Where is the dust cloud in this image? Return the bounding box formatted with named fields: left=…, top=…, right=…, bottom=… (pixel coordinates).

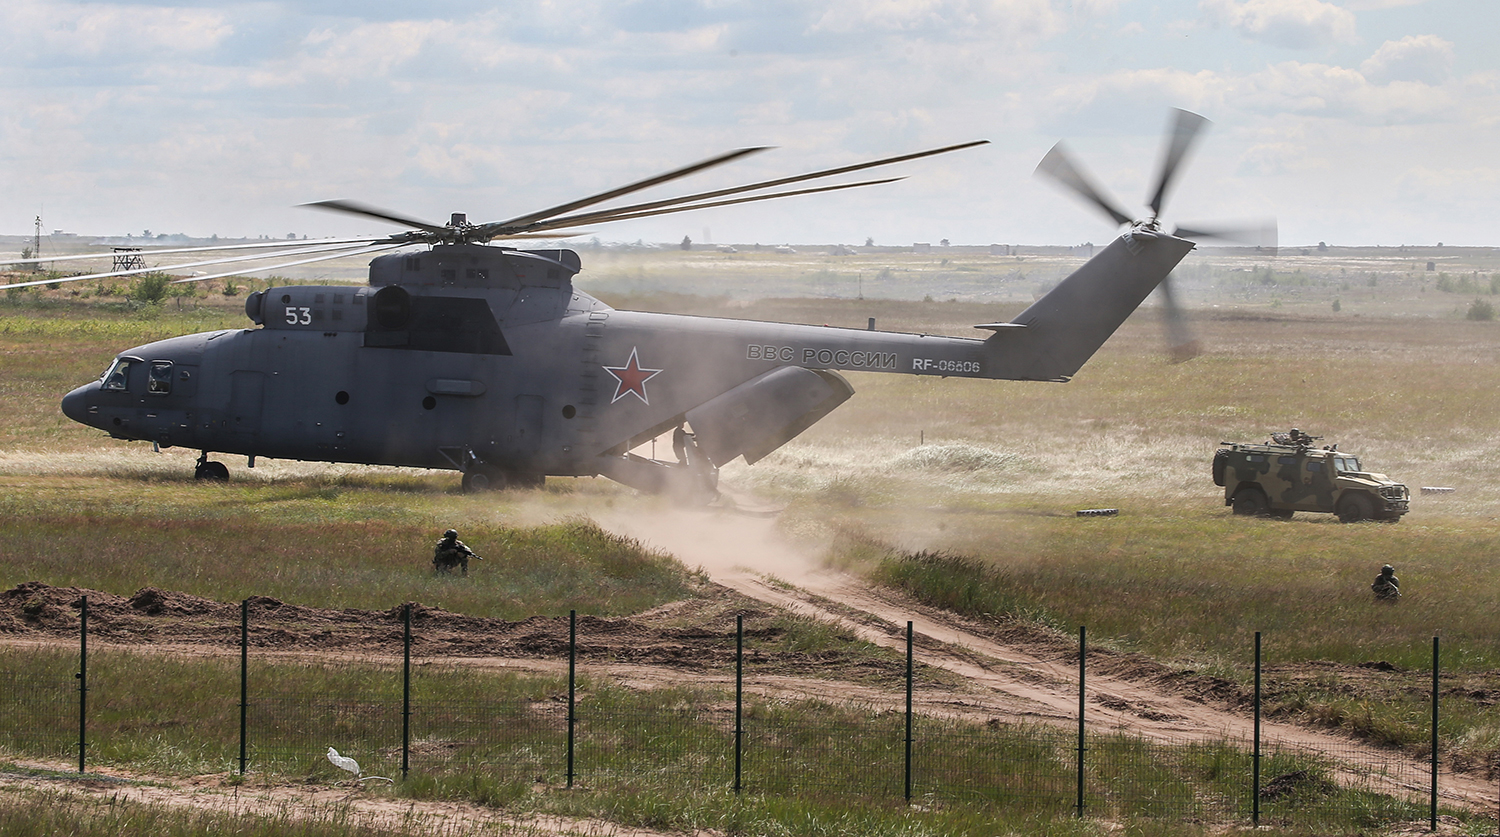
left=591, top=499, right=829, bottom=588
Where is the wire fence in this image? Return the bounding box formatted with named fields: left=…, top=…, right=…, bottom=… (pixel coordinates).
left=0, top=599, right=1480, bottom=829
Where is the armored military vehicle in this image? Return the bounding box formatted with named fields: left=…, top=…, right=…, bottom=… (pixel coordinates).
left=1213, top=429, right=1409, bottom=522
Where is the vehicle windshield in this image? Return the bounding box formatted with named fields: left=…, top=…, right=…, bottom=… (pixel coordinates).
left=1334, top=456, right=1362, bottom=473
left=101, top=358, right=132, bottom=391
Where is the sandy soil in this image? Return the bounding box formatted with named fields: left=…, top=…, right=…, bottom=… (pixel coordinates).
left=1, top=503, right=1496, bottom=833
left=0, top=756, right=705, bottom=836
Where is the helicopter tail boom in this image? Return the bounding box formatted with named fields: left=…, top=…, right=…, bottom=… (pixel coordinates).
left=980, top=230, right=1195, bottom=381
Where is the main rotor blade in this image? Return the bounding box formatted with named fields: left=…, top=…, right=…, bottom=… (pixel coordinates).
left=519, top=177, right=906, bottom=233
left=1147, top=109, right=1209, bottom=219
left=1173, top=219, right=1277, bottom=251
left=1035, top=141, right=1134, bottom=227
left=479, top=140, right=987, bottom=239
left=170, top=242, right=409, bottom=285
left=5, top=235, right=388, bottom=266
left=302, top=200, right=449, bottom=234
left=490, top=230, right=592, bottom=240
left=488, top=147, right=770, bottom=233
left=0, top=240, right=386, bottom=291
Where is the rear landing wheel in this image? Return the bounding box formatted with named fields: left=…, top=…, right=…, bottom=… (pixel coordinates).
left=462, top=468, right=505, bottom=494
left=194, top=461, right=229, bottom=481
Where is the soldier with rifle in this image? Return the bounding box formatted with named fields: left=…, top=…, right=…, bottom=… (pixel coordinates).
left=433, top=529, right=482, bottom=576
left=1372, top=564, right=1400, bottom=602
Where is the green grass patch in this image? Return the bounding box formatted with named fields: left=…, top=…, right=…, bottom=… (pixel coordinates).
left=0, top=646, right=1460, bottom=835
left=861, top=531, right=1500, bottom=771
left=0, top=487, right=699, bottom=619
left=0, top=787, right=429, bottom=837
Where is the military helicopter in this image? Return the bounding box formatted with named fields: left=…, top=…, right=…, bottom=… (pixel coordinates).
left=8, top=111, right=1259, bottom=501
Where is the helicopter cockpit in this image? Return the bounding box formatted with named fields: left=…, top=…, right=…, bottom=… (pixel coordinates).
left=101, top=357, right=134, bottom=391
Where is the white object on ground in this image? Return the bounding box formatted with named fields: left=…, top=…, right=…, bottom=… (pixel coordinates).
left=326, top=747, right=393, bottom=784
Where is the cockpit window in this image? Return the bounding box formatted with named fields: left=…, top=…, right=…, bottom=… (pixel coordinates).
left=147, top=361, right=173, bottom=395
left=102, top=359, right=132, bottom=391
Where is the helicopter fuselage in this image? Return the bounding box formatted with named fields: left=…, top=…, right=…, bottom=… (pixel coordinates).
left=61, top=232, right=1194, bottom=497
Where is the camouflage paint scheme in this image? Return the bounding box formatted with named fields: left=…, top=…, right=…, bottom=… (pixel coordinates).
left=1217, top=441, right=1409, bottom=522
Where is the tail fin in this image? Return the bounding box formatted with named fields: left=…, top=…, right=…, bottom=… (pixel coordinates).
left=982, top=231, right=1195, bottom=381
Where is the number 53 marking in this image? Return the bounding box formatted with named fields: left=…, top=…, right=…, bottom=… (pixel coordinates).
left=284, top=306, right=311, bottom=325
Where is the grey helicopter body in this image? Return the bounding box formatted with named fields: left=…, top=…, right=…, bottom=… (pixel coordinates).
left=37, top=112, right=1262, bottom=500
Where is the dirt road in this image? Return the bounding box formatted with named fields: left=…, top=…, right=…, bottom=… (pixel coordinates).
left=0, top=502, right=1494, bottom=824
left=597, top=505, right=1497, bottom=811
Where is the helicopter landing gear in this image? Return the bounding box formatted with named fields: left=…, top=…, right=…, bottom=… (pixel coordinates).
left=459, top=450, right=509, bottom=494
left=461, top=467, right=506, bottom=493
left=194, top=451, right=229, bottom=482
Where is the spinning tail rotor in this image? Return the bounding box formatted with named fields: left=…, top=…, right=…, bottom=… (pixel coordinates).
left=1035, top=109, right=1276, bottom=363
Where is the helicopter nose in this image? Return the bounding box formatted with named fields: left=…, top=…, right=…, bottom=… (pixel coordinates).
left=61, top=384, right=95, bottom=425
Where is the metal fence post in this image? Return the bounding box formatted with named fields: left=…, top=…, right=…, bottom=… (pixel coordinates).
left=239, top=599, right=248, bottom=776
left=567, top=609, right=576, bottom=789
left=1076, top=625, right=1085, bottom=818
left=1431, top=635, right=1439, bottom=832
left=402, top=603, right=412, bottom=780
left=77, top=595, right=87, bottom=774
left=905, top=620, right=914, bottom=803
left=1253, top=631, right=1261, bottom=826
left=734, top=614, right=743, bottom=794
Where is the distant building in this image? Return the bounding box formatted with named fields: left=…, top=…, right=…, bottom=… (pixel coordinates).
left=913, top=242, right=931, bottom=253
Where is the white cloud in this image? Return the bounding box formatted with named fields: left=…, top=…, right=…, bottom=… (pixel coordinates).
left=1360, top=35, right=1454, bottom=85
left=1237, top=140, right=1306, bottom=176
left=0, top=0, right=231, bottom=61
left=1198, top=0, right=1357, bottom=49
left=1342, top=0, right=1428, bottom=9
left=807, top=0, right=1063, bottom=42
left=1237, top=60, right=1459, bottom=121
left=1397, top=165, right=1500, bottom=206
left=1042, top=68, right=1229, bottom=136
left=1072, top=0, right=1122, bottom=19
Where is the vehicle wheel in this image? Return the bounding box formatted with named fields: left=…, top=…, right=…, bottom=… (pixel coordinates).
left=1212, top=449, right=1229, bottom=487
left=1336, top=493, right=1375, bottom=523
left=1268, top=508, right=1294, bottom=520
left=462, top=468, right=505, bottom=494
left=1231, top=488, right=1268, bottom=517
left=194, top=461, right=229, bottom=481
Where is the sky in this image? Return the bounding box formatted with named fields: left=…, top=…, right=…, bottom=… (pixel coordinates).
left=2, top=0, right=1495, bottom=247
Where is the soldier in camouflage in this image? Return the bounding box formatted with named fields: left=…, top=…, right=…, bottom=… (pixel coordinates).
left=1372, top=564, right=1400, bottom=602
left=433, top=529, right=481, bottom=576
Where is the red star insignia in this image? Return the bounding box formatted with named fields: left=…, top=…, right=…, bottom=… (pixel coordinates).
left=602, top=347, right=663, bottom=405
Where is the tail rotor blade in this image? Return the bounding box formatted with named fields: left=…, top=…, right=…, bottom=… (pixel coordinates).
left=1147, top=109, right=1210, bottom=219
left=1035, top=141, right=1134, bottom=227
left=1173, top=219, right=1277, bottom=253
left=1158, top=275, right=1202, bottom=363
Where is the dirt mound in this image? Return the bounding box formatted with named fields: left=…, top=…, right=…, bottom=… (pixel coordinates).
left=0, top=582, right=804, bottom=676
left=127, top=587, right=226, bottom=617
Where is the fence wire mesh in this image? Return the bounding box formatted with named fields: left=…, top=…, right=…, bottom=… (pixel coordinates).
left=0, top=618, right=1484, bottom=831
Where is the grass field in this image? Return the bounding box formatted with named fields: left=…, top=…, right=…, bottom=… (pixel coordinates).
left=4, top=246, right=1500, bottom=831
